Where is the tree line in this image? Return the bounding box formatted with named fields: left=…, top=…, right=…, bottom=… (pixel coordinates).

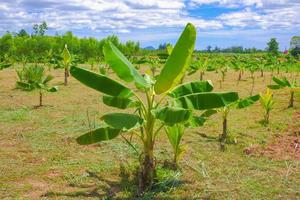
left=0, top=22, right=140, bottom=63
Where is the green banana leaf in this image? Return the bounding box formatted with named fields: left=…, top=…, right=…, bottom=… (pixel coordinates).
left=165, top=124, right=185, bottom=154
left=62, top=44, right=71, bottom=65
left=16, top=81, right=34, bottom=91
left=47, top=86, right=59, bottom=92
left=268, top=85, right=283, bottom=90
left=175, top=92, right=239, bottom=110
left=154, top=23, right=196, bottom=94
left=76, top=127, right=121, bottom=145
left=152, top=106, right=192, bottom=126
left=272, top=76, right=291, bottom=87
left=101, top=113, right=143, bottom=131
left=102, top=95, right=138, bottom=109
left=169, top=80, right=213, bottom=98
left=236, top=94, right=260, bottom=109
left=70, top=66, right=132, bottom=97
left=103, top=41, right=149, bottom=88
left=187, top=116, right=206, bottom=127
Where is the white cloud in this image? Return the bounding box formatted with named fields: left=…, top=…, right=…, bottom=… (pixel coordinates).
left=0, top=0, right=299, bottom=48
left=0, top=0, right=223, bottom=33
left=216, top=2, right=300, bottom=29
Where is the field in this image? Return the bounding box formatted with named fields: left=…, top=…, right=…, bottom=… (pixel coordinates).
left=1, top=65, right=299, bottom=199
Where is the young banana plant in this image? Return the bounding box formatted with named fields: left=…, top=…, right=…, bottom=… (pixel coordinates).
left=268, top=76, right=300, bottom=108
left=61, top=44, right=71, bottom=86
left=259, top=89, right=275, bottom=125
left=216, top=95, right=260, bottom=151
left=0, top=54, right=12, bottom=70
left=69, top=23, right=239, bottom=192
left=164, top=124, right=185, bottom=168
left=188, top=56, right=208, bottom=81
left=163, top=90, right=219, bottom=168
left=231, top=55, right=246, bottom=85
left=0, top=62, right=11, bottom=70
left=166, top=44, right=173, bottom=56
left=16, top=65, right=58, bottom=106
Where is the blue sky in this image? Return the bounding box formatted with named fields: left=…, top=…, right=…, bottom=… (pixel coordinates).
left=0, top=0, right=299, bottom=50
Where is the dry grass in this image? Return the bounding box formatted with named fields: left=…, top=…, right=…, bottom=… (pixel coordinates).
left=0, top=65, right=299, bottom=199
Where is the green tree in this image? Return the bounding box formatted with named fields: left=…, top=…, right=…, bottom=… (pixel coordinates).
left=32, top=21, right=48, bottom=36
left=0, top=33, right=13, bottom=57
left=290, top=36, right=300, bottom=49
left=267, top=38, right=279, bottom=56
left=17, top=29, right=29, bottom=37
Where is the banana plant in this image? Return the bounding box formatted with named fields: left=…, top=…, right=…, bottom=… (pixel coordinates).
left=0, top=62, right=11, bottom=70
left=16, top=65, right=58, bottom=106
left=231, top=55, right=246, bottom=85
left=164, top=124, right=185, bottom=167
left=164, top=106, right=217, bottom=167
left=259, top=89, right=275, bottom=125
left=88, top=58, right=96, bottom=71
left=166, top=44, right=173, bottom=55
left=146, top=55, right=160, bottom=77
left=268, top=76, right=300, bottom=108
left=188, top=56, right=208, bottom=81
left=69, top=23, right=239, bottom=191
left=61, top=44, right=71, bottom=86
left=246, top=59, right=259, bottom=95
left=0, top=54, right=13, bottom=70
left=204, top=95, right=259, bottom=151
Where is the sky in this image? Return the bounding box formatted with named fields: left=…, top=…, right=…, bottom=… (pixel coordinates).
left=0, top=0, right=299, bottom=50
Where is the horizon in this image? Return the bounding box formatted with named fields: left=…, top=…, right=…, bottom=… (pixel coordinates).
left=0, top=0, right=299, bottom=51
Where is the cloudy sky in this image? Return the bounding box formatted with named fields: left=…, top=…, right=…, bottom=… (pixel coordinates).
left=0, top=0, right=299, bottom=50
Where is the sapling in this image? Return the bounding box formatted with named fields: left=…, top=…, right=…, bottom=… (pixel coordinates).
left=231, top=55, right=246, bottom=85
left=166, top=44, right=173, bottom=55
left=0, top=54, right=13, bottom=70
left=247, top=61, right=259, bottom=96
left=268, top=76, right=300, bottom=108
left=164, top=124, right=185, bottom=168
left=61, top=44, right=71, bottom=85
left=0, top=62, right=11, bottom=70
left=163, top=81, right=219, bottom=168
left=188, top=56, right=208, bottom=81
left=146, top=55, right=159, bottom=77
left=69, top=23, right=239, bottom=192
left=259, top=89, right=275, bottom=125
left=216, top=95, right=260, bottom=151
left=16, top=65, right=58, bottom=106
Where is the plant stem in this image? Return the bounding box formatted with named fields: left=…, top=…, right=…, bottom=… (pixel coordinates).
left=289, top=91, right=294, bottom=108
left=39, top=90, right=43, bottom=107
left=220, top=109, right=228, bottom=151
left=64, top=67, right=69, bottom=86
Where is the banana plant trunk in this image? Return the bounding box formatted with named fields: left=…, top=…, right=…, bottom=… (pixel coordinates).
left=39, top=91, right=43, bottom=107
left=139, top=145, right=155, bottom=192
left=64, top=68, right=69, bottom=86
left=139, top=102, right=156, bottom=192
left=200, top=71, right=203, bottom=81
left=264, top=111, right=270, bottom=125
left=289, top=91, right=294, bottom=108
left=220, top=109, right=228, bottom=151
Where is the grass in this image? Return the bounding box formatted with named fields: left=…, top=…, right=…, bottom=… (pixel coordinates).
left=0, top=65, right=299, bottom=199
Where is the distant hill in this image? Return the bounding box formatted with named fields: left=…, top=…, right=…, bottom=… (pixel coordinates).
left=143, top=46, right=156, bottom=50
